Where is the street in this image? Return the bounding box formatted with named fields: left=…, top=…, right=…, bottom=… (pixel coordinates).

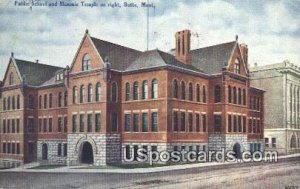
left=0, top=160, right=299, bottom=189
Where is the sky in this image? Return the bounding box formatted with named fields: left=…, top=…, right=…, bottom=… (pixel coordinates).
left=0, top=0, right=300, bottom=79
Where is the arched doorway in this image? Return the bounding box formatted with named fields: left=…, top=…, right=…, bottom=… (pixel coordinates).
left=290, top=134, right=297, bottom=148
left=233, top=143, right=242, bottom=159
left=42, top=143, right=48, bottom=160
left=81, top=142, right=94, bottom=164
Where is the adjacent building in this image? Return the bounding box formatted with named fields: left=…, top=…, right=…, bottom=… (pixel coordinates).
left=250, top=61, right=300, bottom=154
left=0, top=29, right=264, bottom=167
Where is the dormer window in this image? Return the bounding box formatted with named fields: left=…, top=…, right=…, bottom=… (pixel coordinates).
left=82, top=54, right=91, bottom=71
left=234, top=59, right=240, bottom=74
left=9, top=73, right=14, bottom=85
left=56, top=72, right=64, bottom=81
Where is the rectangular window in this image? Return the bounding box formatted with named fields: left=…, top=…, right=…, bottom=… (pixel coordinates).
left=3, top=143, right=6, bottom=153
left=43, top=118, right=47, bottom=132
left=58, top=117, right=62, bottom=132
left=16, top=119, right=20, bottom=133
left=265, top=138, right=269, bottom=148
left=181, top=112, right=185, bottom=132
left=57, top=143, right=62, bottom=156
left=248, top=119, right=252, bottom=133
left=142, top=113, right=148, bottom=132
left=87, top=114, right=92, bottom=132
left=7, top=143, right=11, bottom=154
left=39, top=119, right=42, bottom=132
left=49, top=118, right=53, bottom=132
left=173, top=111, right=178, bottom=132
left=95, top=113, right=101, bottom=132
left=12, top=119, right=15, bottom=133
left=28, top=118, right=34, bottom=132
left=12, top=143, right=15, bottom=154
left=125, top=114, right=131, bottom=132
left=188, top=113, right=193, bottom=132
left=257, top=120, right=260, bottom=133
left=214, top=115, right=221, bottom=132
left=63, top=143, right=67, bottom=157
left=238, top=116, right=242, bottom=132
left=80, top=114, right=85, bottom=132
left=7, top=119, right=10, bottom=133
left=151, top=112, right=158, bottom=132
left=72, top=115, right=77, bottom=132
left=28, top=142, right=34, bottom=154
left=202, top=115, right=207, bottom=132
left=3, top=120, right=6, bottom=133
left=228, top=115, right=232, bottom=132
left=64, top=117, right=67, bottom=133
left=272, top=138, right=276, bottom=148
left=253, top=119, right=256, bottom=133
left=196, top=113, right=200, bottom=132
left=133, top=113, right=139, bottom=132
left=233, top=116, right=237, bottom=132
left=111, top=113, right=118, bottom=132
left=17, top=143, right=20, bottom=154
left=243, top=116, right=246, bottom=133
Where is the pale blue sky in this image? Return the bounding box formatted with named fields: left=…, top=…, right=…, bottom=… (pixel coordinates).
left=0, top=0, right=299, bottom=79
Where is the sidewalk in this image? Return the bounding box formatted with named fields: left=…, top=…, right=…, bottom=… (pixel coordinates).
left=1, top=153, right=299, bottom=174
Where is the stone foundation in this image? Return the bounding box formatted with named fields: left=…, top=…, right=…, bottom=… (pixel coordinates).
left=37, top=140, right=67, bottom=165
left=208, top=134, right=249, bottom=152
left=0, top=159, right=22, bottom=168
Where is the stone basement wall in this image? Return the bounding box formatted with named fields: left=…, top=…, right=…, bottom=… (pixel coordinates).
left=208, top=134, right=248, bottom=152
left=67, top=134, right=121, bottom=166
left=37, top=140, right=67, bottom=165
left=0, top=159, right=22, bottom=168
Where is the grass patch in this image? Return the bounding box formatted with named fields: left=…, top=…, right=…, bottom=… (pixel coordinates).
left=29, top=165, right=65, bottom=169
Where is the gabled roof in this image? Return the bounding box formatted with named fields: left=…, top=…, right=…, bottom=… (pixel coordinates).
left=14, top=59, right=63, bottom=86
left=90, top=37, right=142, bottom=71
left=190, top=41, right=237, bottom=74
left=126, top=49, right=202, bottom=72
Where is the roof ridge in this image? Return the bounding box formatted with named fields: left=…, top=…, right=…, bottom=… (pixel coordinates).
left=191, top=41, right=236, bottom=52
left=14, top=58, right=64, bottom=69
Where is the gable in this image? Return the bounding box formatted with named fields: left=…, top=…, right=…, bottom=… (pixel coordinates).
left=227, top=44, right=248, bottom=76
left=2, top=58, right=22, bottom=87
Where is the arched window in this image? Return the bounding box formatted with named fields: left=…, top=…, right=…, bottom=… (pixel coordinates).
left=49, top=93, right=53, bottom=108
left=88, top=84, right=93, bottom=102
left=12, top=96, right=15, bottom=110
left=181, top=81, right=186, bottom=100
left=96, top=82, right=101, bottom=102
left=125, top=82, right=130, bottom=101
left=111, top=82, right=117, bottom=102
left=152, top=79, right=158, bottom=99
left=173, top=80, right=178, bottom=98
left=290, top=134, right=297, bottom=148
left=188, top=83, right=193, bottom=101
left=64, top=91, right=68, bottom=106
left=7, top=97, right=10, bottom=110
left=133, top=81, right=139, bottom=100
left=215, top=85, right=221, bottom=103
left=80, top=85, right=85, bottom=103
left=73, top=86, right=78, bottom=104
left=44, top=94, right=47, bottom=109
left=142, top=80, right=148, bottom=99
left=238, top=88, right=241, bottom=105
left=203, top=86, right=206, bottom=103
left=17, top=95, right=20, bottom=109
left=228, top=86, right=232, bottom=103
left=82, top=54, right=91, bottom=71
left=9, top=73, right=14, bottom=85
left=39, top=95, right=42, bottom=109
left=58, top=92, right=62, bottom=107
left=29, top=95, right=34, bottom=109
left=3, top=98, right=6, bottom=110
left=243, top=89, right=246, bottom=105
left=233, top=87, right=237, bottom=104
left=234, top=59, right=240, bottom=74
left=196, top=84, right=200, bottom=102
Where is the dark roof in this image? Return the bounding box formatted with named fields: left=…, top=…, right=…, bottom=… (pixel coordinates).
left=190, top=41, right=237, bottom=74
left=14, top=59, right=63, bottom=86
left=90, top=37, right=142, bottom=71
left=126, top=49, right=202, bottom=72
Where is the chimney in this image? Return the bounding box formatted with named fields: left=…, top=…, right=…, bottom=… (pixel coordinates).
left=36, top=59, right=39, bottom=63
left=175, top=30, right=191, bottom=64
left=239, top=43, right=248, bottom=69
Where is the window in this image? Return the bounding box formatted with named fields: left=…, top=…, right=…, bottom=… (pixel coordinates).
left=238, top=88, right=241, bottom=105
left=243, top=89, right=246, bottom=105
left=3, top=120, right=6, bottom=133
left=3, top=143, right=6, bottom=153
left=215, top=85, right=221, bottom=103
left=272, top=138, right=276, bottom=148
left=253, top=119, right=256, bottom=133
left=17, top=143, right=20, bottom=154
left=17, top=95, right=20, bottom=109
left=214, top=115, right=221, bottom=132
left=9, top=73, right=14, bottom=85
left=80, top=85, right=85, bottom=103
left=39, top=119, right=42, bottom=132
left=257, top=98, right=260, bottom=111
left=233, top=116, right=237, bottom=132
left=87, top=114, right=92, bottom=132
left=243, top=116, right=246, bottom=133
left=57, top=143, right=62, bottom=156
left=173, top=111, right=178, bottom=131
left=43, top=94, right=47, bottom=109
left=133, top=113, right=139, bottom=132
left=173, top=80, right=178, bottom=98
left=58, top=92, right=62, bottom=107
left=12, top=96, right=15, bottom=110
left=151, top=112, right=158, bottom=132
left=16, top=119, right=20, bottom=133
left=95, top=113, right=101, bottom=132
left=238, top=116, right=242, bottom=132
left=188, top=83, right=193, bottom=101
left=125, top=82, right=130, bottom=101
left=202, top=86, right=206, bottom=103
left=7, top=97, right=10, bottom=110
left=228, top=86, right=232, bottom=103
left=49, top=93, right=53, bottom=108
left=248, top=119, right=252, bottom=133
left=151, top=79, right=158, bottom=99
left=202, top=114, right=207, bottom=132
left=63, top=143, right=67, bottom=157
left=28, top=142, right=34, bottom=154
left=88, top=84, right=93, bottom=102
left=234, top=59, right=240, bottom=74
left=29, top=95, right=34, bottom=109
left=82, top=54, right=91, bottom=71
left=72, top=115, right=77, bottom=132
left=7, top=120, right=10, bottom=133
left=28, top=118, right=34, bottom=132
left=142, top=113, right=148, bottom=132
left=142, top=80, right=148, bottom=99
left=290, top=134, right=297, bottom=148
left=188, top=113, right=193, bottom=132
left=111, top=83, right=117, bottom=102
left=96, top=82, right=101, bottom=102
left=12, top=119, right=15, bottom=133
left=80, top=114, right=84, bottom=132
left=181, top=112, right=185, bottom=131
left=257, top=120, right=260, bottom=133
left=265, top=138, right=269, bottom=148
left=3, top=98, right=6, bottom=111
left=196, top=84, right=200, bottom=102
left=125, top=114, right=131, bottom=132
left=39, top=95, right=42, bottom=109
left=64, top=91, right=68, bottom=106
left=233, top=87, right=237, bottom=104
left=228, top=115, right=232, bottom=132
left=196, top=113, right=200, bottom=132
left=64, top=117, right=67, bottom=132
left=73, top=86, right=78, bottom=104
left=111, top=113, right=118, bottom=132
left=7, top=143, right=11, bottom=154
left=181, top=81, right=185, bottom=100
left=58, top=117, right=62, bottom=132
left=43, top=118, right=47, bottom=132
left=49, top=118, right=53, bottom=132
left=133, top=81, right=139, bottom=100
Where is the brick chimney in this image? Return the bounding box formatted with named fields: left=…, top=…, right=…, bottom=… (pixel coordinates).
left=175, top=30, right=191, bottom=64
left=239, top=43, right=248, bottom=69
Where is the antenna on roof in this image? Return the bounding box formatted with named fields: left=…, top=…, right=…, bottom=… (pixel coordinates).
left=85, top=29, right=89, bottom=34
left=235, top=35, right=238, bottom=41
left=36, top=59, right=39, bottom=63
left=11, top=52, right=14, bottom=57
